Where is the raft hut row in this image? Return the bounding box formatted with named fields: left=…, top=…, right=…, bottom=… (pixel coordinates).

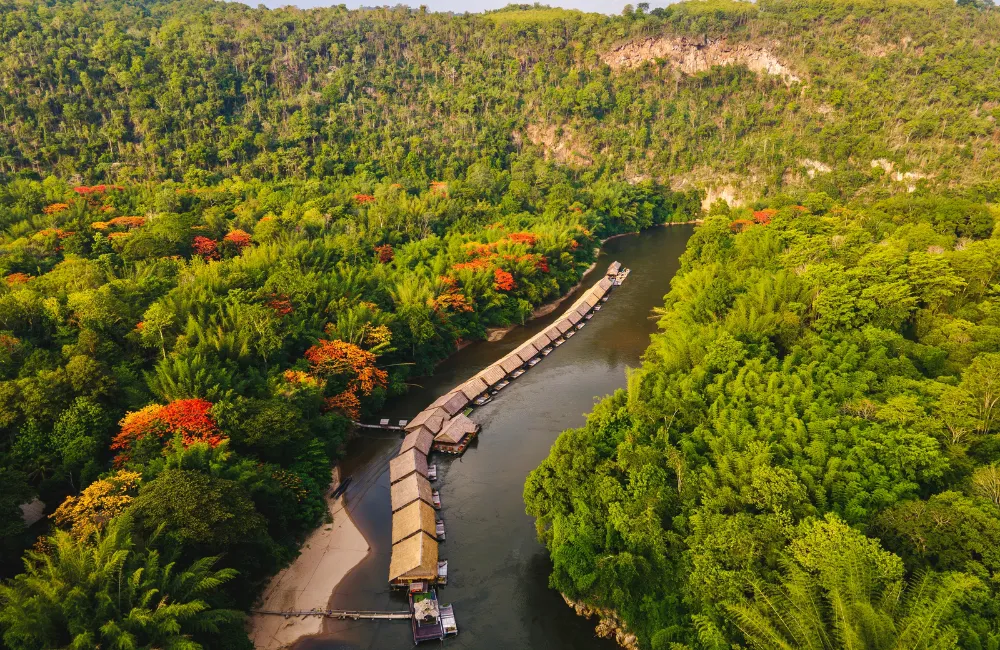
left=386, top=262, right=625, bottom=589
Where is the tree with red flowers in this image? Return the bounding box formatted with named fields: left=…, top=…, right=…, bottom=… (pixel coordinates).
left=192, top=236, right=220, bottom=260
left=110, top=399, right=225, bottom=464
left=375, top=244, right=394, bottom=263
left=494, top=268, right=515, bottom=291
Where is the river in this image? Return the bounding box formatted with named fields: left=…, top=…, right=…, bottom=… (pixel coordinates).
left=296, top=225, right=694, bottom=650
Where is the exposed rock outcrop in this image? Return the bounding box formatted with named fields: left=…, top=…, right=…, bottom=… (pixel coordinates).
left=562, top=594, right=639, bottom=650
left=523, top=123, right=593, bottom=166
left=602, top=36, right=800, bottom=84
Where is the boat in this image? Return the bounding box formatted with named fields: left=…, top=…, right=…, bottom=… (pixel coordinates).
left=601, top=296, right=609, bottom=303
left=437, top=560, right=448, bottom=585
left=584, top=313, right=593, bottom=320
left=593, top=304, right=602, bottom=311
left=440, top=604, right=458, bottom=637
left=473, top=393, right=492, bottom=406
left=428, top=464, right=438, bottom=481
left=432, top=490, right=441, bottom=509
left=540, top=346, right=553, bottom=356
left=552, top=338, right=564, bottom=347
left=436, top=520, right=445, bottom=540
left=527, top=357, right=541, bottom=367
left=564, top=330, right=575, bottom=338
left=410, top=588, right=454, bottom=643
left=575, top=322, right=585, bottom=330
left=330, top=477, right=351, bottom=499
left=493, top=379, right=509, bottom=391
left=509, top=368, right=526, bottom=379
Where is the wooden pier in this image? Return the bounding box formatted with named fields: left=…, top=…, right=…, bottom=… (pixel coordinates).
left=252, top=608, right=411, bottom=621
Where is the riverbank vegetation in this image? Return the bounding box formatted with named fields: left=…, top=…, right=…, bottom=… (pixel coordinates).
left=2, top=0, right=1000, bottom=647
left=526, top=194, right=1000, bottom=648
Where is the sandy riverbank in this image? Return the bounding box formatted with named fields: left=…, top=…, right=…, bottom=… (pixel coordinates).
left=249, top=466, right=370, bottom=650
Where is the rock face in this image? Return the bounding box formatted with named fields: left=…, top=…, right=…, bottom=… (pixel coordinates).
left=562, top=594, right=639, bottom=650
left=602, top=36, right=800, bottom=84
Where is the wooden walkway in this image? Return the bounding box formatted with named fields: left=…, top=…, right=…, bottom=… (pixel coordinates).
left=253, top=608, right=411, bottom=620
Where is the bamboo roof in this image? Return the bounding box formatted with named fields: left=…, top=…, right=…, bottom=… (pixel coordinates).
left=390, top=473, right=434, bottom=512
left=436, top=413, right=478, bottom=445
left=388, top=532, right=438, bottom=582
left=389, top=448, right=429, bottom=484
left=406, top=407, right=447, bottom=434
left=400, top=426, right=435, bottom=456
left=534, top=330, right=554, bottom=345
left=575, top=304, right=590, bottom=318
left=499, top=354, right=523, bottom=374
left=555, top=319, right=573, bottom=334
left=583, top=293, right=599, bottom=307
left=607, top=261, right=621, bottom=275
left=458, top=377, right=489, bottom=401
left=392, top=499, right=438, bottom=544
left=544, top=325, right=563, bottom=341
left=567, top=310, right=583, bottom=325
left=592, top=283, right=607, bottom=298
left=598, top=277, right=612, bottom=291
left=477, top=364, right=507, bottom=387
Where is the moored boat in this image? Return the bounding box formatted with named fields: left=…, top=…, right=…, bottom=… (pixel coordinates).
left=527, top=357, right=541, bottom=367
left=541, top=346, right=553, bottom=356
left=427, top=464, right=438, bottom=481
left=473, top=393, right=492, bottom=406
left=509, top=368, right=526, bottom=379
left=431, top=490, right=441, bottom=509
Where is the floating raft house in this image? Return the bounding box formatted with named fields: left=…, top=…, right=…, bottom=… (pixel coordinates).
left=392, top=499, right=438, bottom=544
left=389, top=532, right=439, bottom=586
left=391, top=473, right=435, bottom=512
left=386, top=261, right=625, bottom=588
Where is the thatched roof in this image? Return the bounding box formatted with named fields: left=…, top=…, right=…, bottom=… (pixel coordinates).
left=400, top=426, right=435, bottom=456
left=389, top=448, right=429, bottom=484
left=390, top=473, right=434, bottom=512
left=583, top=292, right=599, bottom=307
left=392, top=499, right=438, bottom=544
left=458, top=376, right=489, bottom=400
left=598, top=277, right=612, bottom=291
left=534, top=330, right=554, bottom=345
left=514, top=341, right=539, bottom=362
left=388, top=532, right=438, bottom=582
left=436, top=413, right=478, bottom=444
left=477, top=364, right=506, bottom=387
left=575, top=304, right=590, bottom=318
left=499, top=354, right=523, bottom=374
left=555, top=319, right=573, bottom=334
left=544, top=325, right=563, bottom=341
left=567, top=310, right=583, bottom=325
left=431, top=391, right=468, bottom=416
left=406, top=407, right=447, bottom=434
left=607, top=261, right=621, bottom=275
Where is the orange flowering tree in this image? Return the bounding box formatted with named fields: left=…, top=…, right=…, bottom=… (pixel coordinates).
left=303, top=338, right=388, bottom=419
left=110, top=398, right=225, bottom=464
left=494, top=268, right=515, bottom=291
left=223, top=229, right=253, bottom=252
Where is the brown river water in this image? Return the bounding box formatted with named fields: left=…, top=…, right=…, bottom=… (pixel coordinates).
left=296, top=225, right=694, bottom=650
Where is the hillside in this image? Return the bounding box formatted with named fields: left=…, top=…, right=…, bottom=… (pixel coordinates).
left=1, top=0, right=999, bottom=648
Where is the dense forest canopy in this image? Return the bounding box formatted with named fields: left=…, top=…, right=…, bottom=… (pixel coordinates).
left=0, top=0, right=999, bottom=648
